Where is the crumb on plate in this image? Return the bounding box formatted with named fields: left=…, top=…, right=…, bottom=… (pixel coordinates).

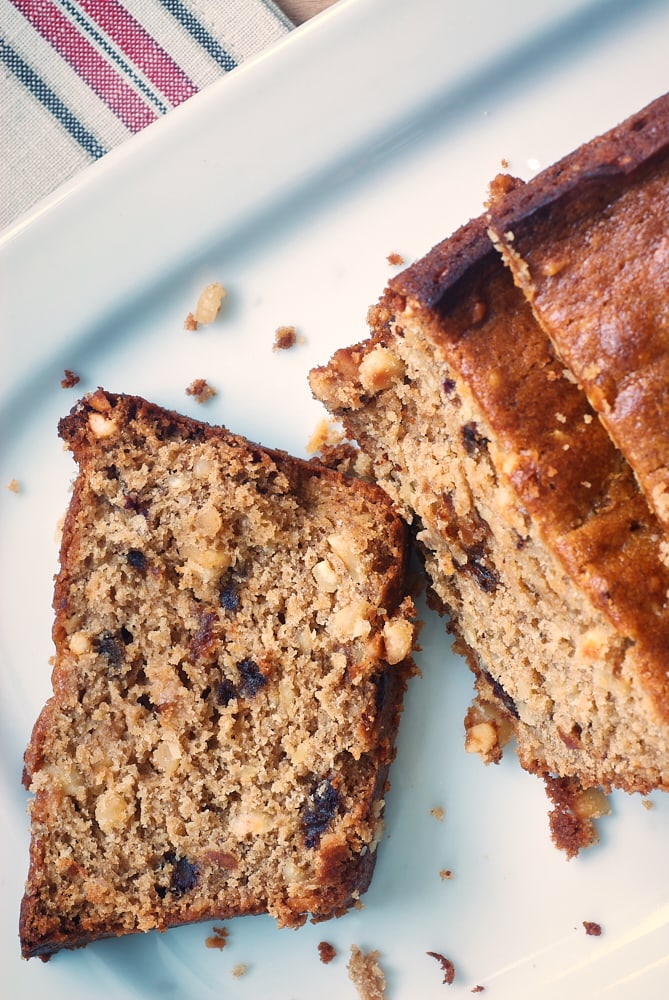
left=430, top=807, right=444, bottom=821
left=231, top=963, right=248, bottom=978
left=186, top=378, right=217, bottom=403
left=439, top=869, right=453, bottom=880
left=583, top=921, right=602, bottom=937
left=7, top=478, right=20, bottom=493
left=205, top=925, right=229, bottom=950
left=387, top=252, right=405, bottom=266
left=348, top=945, right=386, bottom=1000
left=318, top=941, right=337, bottom=964
left=61, top=369, right=80, bottom=388
left=273, top=325, right=302, bottom=351
left=427, top=951, right=455, bottom=986
left=185, top=282, right=227, bottom=329
left=306, top=418, right=345, bottom=455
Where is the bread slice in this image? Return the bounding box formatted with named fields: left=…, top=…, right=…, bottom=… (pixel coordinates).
left=487, top=92, right=669, bottom=530
left=310, top=216, right=669, bottom=815
left=20, top=390, right=415, bottom=960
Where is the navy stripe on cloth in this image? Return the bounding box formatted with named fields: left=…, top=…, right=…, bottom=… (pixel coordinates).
left=0, top=36, right=107, bottom=159
left=159, top=0, right=237, bottom=73
left=59, top=0, right=169, bottom=115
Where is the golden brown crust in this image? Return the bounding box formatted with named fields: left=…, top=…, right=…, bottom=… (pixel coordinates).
left=487, top=92, right=669, bottom=530
left=310, top=209, right=669, bottom=798
left=20, top=391, right=415, bottom=959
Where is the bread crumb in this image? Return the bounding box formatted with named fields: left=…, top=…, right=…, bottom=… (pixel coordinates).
left=273, top=325, right=302, bottom=351
left=500, top=157, right=509, bottom=168
left=544, top=775, right=608, bottom=858
left=61, top=369, right=80, bottom=388
left=583, top=921, right=602, bottom=937
left=318, top=941, right=337, bottom=964
left=6, top=478, right=20, bottom=493
left=347, top=945, right=386, bottom=1000
left=231, top=963, right=248, bottom=978
left=439, top=869, right=453, bottom=880
left=471, top=986, right=485, bottom=994
left=642, top=797, right=654, bottom=810
left=427, top=951, right=455, bottom=985
left=186, top=379, right=217, bottom=403
left=306, top=418, right=345, bottom=455
left=205, top=925, right=229, bottom=950
left=185, top=282, right=227, bottom=329
left=387, top=252, right=404, bottom=266
left=430, top=807, right=444, bottom=821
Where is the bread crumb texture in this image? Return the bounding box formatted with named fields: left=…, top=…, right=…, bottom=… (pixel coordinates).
left=318, top=940, right=337, bottom=963
left=309, top=204, right=669, bottom=824
left=273, top=325, right=301, bottom=351
left=20, top=390, right=415, bottom=960
left=185, top=378, right=217, bottom=404
left=348, top=945, right=387, bottom=1000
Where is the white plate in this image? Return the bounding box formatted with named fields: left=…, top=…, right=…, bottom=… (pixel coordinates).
left=2, top=1, right=669, bottom=996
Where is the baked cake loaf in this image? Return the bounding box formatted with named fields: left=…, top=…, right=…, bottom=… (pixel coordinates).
left=310, top=215, right=669, bottom=816
left=487, top=92, right=669, bottom=529
left=20, top=390, right=415, bottom=960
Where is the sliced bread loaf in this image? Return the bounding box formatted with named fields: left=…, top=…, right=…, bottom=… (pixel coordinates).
left=487, top=92, right=669, bottom=529
left=310, top=216, right=669, bottom=813
left=20, top=390, right=415, bottom=959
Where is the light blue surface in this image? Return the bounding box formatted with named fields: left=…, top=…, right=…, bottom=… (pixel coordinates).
left=2, top=0, right=669, bottom=996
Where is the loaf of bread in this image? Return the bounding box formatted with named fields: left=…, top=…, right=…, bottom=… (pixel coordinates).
left=20, top=390, right=415, bottom=960
left=487, top=92, right=669, bottom=530
left=310, top=215, right=669, bottom=823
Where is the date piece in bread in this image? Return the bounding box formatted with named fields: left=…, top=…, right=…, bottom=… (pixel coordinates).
left=487, top=92, right=669, bottom=530
left=310, top=217, right=669, bottom=808
left=20, top=390, right=415, bottom=960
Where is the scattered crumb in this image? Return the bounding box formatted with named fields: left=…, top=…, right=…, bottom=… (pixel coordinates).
left=186, top=378, right=217, bottom=403
left=306, top=418, right=345, bottom=455
left=642, top=797, right=654, bottom=810
left=430, top=807, right=444, bottom=821
left=500, top=157, right=509, bottom=168
left=583, top=921, right=602, bottom=937
left=439, top=869, right=453, bottom=881
left=387, top=251, right=404, bottom=266
left=231, top=963, right=248, bottom=978
left=347, top=945, right=386, bottom=1000
left=318, top=941, right=337, bottom=964
left=544, top=776, right=610, bottom=858
left=273, top=324, right=302, bottom=351
left=427, top=951, right=455, bottom=985
left=471, top=986, right=485, bottom=994
left=6, top=479, right=20, bottom=493
left=61, top=369, right=80, bottom=388
left=205, top=925, right=229, bottom=950
left=185, top=281, right=227, bottom=329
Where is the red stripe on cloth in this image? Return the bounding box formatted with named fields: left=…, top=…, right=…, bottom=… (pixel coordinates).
left=76, top=0, right=197, bottom=107
left=11, top=0, right=157, bottom=132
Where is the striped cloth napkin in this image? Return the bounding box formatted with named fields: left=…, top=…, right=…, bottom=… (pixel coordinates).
left=0, top=1, right=295, bottom=231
